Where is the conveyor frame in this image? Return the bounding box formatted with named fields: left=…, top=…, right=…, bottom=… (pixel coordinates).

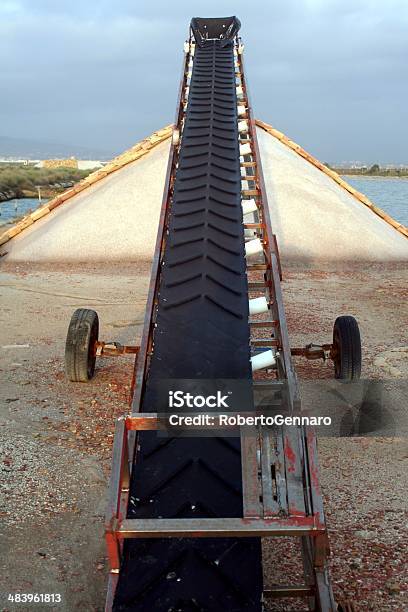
left=105, top=19, right=337, bottom=612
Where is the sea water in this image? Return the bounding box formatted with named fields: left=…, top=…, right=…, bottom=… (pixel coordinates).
left=343, top=176, right=408, bottom=226
left=0, top=198, right=48, bottom=228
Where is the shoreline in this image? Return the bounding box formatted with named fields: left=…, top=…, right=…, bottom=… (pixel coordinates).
left=0, top=188, right=58, bottom=204
left=338, top=172, right=408, bottom=179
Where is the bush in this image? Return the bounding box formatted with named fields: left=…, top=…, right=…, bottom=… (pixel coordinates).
left=0, top=165, right=93, bottom=195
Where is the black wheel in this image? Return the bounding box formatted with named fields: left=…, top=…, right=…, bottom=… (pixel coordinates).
left=332, top=315, right=361, bottom=380
left=65, top=308, right=99, bottom=382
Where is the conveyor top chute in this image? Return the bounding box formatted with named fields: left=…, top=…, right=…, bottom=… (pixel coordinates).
left=190, top=16, right=241, bottom=46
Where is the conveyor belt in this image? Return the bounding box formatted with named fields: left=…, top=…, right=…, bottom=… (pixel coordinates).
left=113, top=35, right=263, bottom=612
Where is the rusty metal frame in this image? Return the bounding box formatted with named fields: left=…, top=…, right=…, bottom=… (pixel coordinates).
left=95, top=342, right=139, bottom=357
left=105, top=414, right=327, bottom=543
left=105, top=411, right=334, bottom=608
left=291, top=343, right=333, bottom=361
left=237, top=39, right=336, bottom=609
left=105, top=31, right=337, bottom=612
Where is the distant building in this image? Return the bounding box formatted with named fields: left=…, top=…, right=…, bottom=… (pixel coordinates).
left=34, top=158, right=103, bottom=170
left=0, top=158, right=38, bottom=165
left=42, top=157, right=78, bottom=169
left=77, top=160, right=103, bottom=170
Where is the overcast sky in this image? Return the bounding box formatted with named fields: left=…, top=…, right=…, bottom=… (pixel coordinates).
left=1, top=0, right=407, bottom=163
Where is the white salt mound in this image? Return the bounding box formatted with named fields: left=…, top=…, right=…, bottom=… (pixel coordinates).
left=4, top=139, right=170, bottom=263
left=257, top=128, right=408, bottom=261
left=3, top=126, right=408, bottom=262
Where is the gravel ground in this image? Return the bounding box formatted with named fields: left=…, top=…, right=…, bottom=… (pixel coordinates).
left=1, top=432, right=85, bottom=523
left=261, top=261, right=408, bottom=611
left=320, top=437, right=407, bottom=610
left=0, top=260, right=407, bottom=611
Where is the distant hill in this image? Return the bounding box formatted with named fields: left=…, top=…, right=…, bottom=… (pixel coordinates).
left=0, top=135, right=115, bottom=161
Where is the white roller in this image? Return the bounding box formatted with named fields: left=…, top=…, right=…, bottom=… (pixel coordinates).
left=245, top=237, right=263, bottom=257
left=249, top=296, right=269, bottom=314
left=237, top=105, right=246, bottom=117
left=184, top=86, right=190, bottom=99
left=251, top=350, right=276, bottom=371
left=238, top=120, right=248, bottom=133
left=238, top=43, right=244, bottom=55
left=236, top=85, right=243, bottom=96
left=242, top=199, right=258, bottom=215
left=241, top=180, right=249, bottom=191
left=183, top=41, right=190, bottom=54
left=190, top=43, right=195, bottom=56
left=172, top=129, right=180, bottom=146
left=239, top=143, right=251, bottom=156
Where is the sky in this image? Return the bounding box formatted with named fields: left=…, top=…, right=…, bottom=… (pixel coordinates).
left=1, top=0, right=407, bottom=163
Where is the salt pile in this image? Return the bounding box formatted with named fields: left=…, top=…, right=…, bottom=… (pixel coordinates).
left=2, top=123, right=407, bottom=262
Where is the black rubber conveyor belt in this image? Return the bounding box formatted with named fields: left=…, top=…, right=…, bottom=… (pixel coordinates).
left=113, top=33, right=263, bottom=612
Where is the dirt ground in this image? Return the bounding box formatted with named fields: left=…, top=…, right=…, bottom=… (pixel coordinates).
left=0, top=260, right=407, bottom=611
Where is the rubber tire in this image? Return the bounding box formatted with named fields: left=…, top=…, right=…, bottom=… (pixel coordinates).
left=65, top=308, right=99, bottom=382
left=333, top=315, right=361, bottom=380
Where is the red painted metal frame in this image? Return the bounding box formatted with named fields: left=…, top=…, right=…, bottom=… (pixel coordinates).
left=238, top=47, right=298, bottom=406
left=105, top=415, right=327, bottom=539
left=237, top=40, right=335, bottom=609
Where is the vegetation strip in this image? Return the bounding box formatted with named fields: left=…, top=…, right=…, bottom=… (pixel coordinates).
left=0, top=166, right=93, bottom=203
